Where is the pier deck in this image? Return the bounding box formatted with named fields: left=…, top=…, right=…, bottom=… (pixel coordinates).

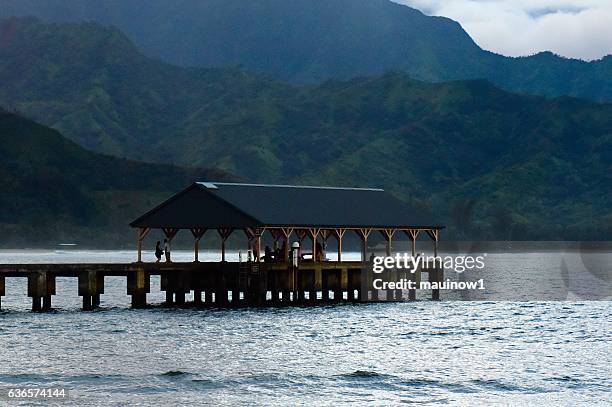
left=0, top=261, right=443, bottom=311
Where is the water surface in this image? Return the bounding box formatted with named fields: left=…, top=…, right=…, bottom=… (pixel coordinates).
left=0, top=250, right=609, bottom=406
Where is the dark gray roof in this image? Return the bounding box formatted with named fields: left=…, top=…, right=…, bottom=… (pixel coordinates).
left=130, top=182, right=444, bottom=229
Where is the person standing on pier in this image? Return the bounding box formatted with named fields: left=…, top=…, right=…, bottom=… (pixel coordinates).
left=155, top=241, right=163, bottom=263
left=164, top=238, right=171, bottom=262
left=264, top=245, right=272, bottom=263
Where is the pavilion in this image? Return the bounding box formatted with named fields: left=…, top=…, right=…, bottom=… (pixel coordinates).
left=130, top=182, right=444, bottom=262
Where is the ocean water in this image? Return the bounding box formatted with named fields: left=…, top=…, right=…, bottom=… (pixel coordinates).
left=0, top=250, right=610, bottom=406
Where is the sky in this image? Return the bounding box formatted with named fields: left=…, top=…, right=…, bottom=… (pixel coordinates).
left=394, top=0, right=612, bottom=61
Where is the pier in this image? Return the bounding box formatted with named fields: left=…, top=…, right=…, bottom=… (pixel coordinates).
left=0, top=260, right=444, bottom=311
left=0, top=182, right=445, bottom=311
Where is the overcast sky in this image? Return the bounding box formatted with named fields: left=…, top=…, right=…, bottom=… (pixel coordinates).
left=394, top=0, right=612, bottom=60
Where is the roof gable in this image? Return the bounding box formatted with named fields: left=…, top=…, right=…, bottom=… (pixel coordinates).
left=130, top=184, right=261, bottom=229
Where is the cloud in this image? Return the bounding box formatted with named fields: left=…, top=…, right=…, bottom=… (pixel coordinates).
left=393, top=0, right=612, bottom=60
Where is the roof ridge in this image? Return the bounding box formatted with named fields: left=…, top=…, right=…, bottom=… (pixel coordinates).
left=197, top=181, right=384, bottom=192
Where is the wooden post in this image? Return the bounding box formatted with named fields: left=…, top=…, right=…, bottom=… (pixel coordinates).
left=269, top=229, right=282, bottom=258
left=334, top=229, right=346, bottom=262
left=427, top=229, right=441, bottom=300
left=356, top=228, right=373, bottom=300
left=255, top=231, right=262, bottom=262
left=218, top=228, right=233, bottom=262
left=309, top=228, right=319, bottom=262
left=136, top=227, right=150, bottom=262
left=379, top=229, right=396, bottom=301
left=405, top=229, right=420, bottom=301
left=191, top=228, right=207, bottom=262
left=280, top=227, right=294, bottom=262
left=162, top=228, right=179, bottom=262
left=356, top=229, right=372, bottom=261
left=245, top=228, right=263, bottom=262
left=380, top=229, right=395, bottom=256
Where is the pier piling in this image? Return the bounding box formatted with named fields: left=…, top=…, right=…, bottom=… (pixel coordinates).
left=27, top=272, right=55, bottom=312
left=127, top=268, right=149, bottom=308
left=78, top=270, right=104, bottom=311
left=0, top=276, right=4, bottom=310
left=429, top=267, right=443, bottom=301
left=0, top=259, right=443, bottom=311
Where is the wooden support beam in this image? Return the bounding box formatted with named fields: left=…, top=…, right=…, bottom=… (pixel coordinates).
left=333, top=229, right=347, bottom=262
left=267, top=228, right=283, bottom=258
left=244, top=228, right=256, bottom=241
left=136, top=227, right=151, bottom=262
left=217, top=228, right=234, bottom=262
left=404, top=229, right=420, bottom=256
left=162, top=228, right=179, bottom=262
left=269, top=228, right=283, bottom=242
left=244, top=228, right=264, bottom=262
left=403, top=229, right=420, bottom=301
left=430, top=229, right=441, bottom=301
left=162, top=227, right=179, bottom=240
left=319, top=229, right=331, bottom=262
left=356, top=228, right=372, bottom=262
left=425, top=229, right=439, bottom=243
left=380, top=229, right=396, bottom=256
left=308, top=228, right=320, bottom=262
left=296, top=229, right=308, bottom=243
left=190, top=228, right=207, bottom=262
left=280, top=227, right=294, bottom=261
left=255, top=229, right=262, bottom=262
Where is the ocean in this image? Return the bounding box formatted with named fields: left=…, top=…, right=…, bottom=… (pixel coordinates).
left=0, top=250, right=610, bottom=405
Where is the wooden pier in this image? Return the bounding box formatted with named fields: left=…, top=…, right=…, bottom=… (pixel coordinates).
left=0, top=181, right=446, bottom=311
left=0, top=261, right=443, bottom=311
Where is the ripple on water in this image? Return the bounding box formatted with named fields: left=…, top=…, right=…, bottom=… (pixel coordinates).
left=0, top=262, right=609, bottom=406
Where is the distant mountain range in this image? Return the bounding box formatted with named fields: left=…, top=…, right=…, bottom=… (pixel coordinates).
left=0, top=108, right=233, bottom=246
left=0, top=0, right=610, bottom=101
left=0, top=17, right=610, bottom=241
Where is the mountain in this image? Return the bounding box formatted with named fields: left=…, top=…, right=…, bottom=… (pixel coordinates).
left=0, top=18, right=610, bottom=240
left=0, top=108, right=234, bottom=247
left=0, top=0, right=610, bottom=101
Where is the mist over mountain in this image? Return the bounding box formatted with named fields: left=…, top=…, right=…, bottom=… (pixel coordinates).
left=1, top=17, right=610, bottom=241
left=0, top=0, right=610, bottom=101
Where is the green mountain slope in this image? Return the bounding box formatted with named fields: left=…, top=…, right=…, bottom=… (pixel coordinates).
left=0, top=0, right=610, bottom=101
left=0, top=18, right=610, bottom=240
left=0, top=108, right=234, bottom=246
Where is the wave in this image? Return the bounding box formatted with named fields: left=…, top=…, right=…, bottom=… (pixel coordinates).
left=339, top=370, right=388, bottom=379
left=160, top=371, right=190, bottom=377
left=470, top=378, right=549, bottom=393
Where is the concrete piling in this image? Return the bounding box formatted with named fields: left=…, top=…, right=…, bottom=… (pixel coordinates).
left=430, top=266, right=443, bottom=301
left=161, top=270, right=190, bottom=306
left=78, top=270, right=104, bottom=311
left=27, top=272, right=55, bottom=312
left=127, top=267, right=149, bottom=308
